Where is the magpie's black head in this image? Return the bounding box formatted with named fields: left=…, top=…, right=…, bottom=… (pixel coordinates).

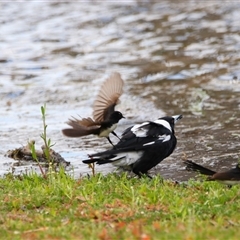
left=109, top=111, right=125, bottom=123
left=159, top=115, right=182, bottom=132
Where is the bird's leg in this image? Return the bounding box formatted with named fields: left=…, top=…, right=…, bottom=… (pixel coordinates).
left=106, top=137, right=115, bottom=147
left=146, top=174, right=153, bottom=179
left=111, top=131, right=121, bottom=140
left=88, top=154, right=93, bottom=159
left=136, top=172, right=152, bottom=179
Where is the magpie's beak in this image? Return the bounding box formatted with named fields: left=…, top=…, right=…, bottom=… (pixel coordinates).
left=172, top=115, right=183, bottom=123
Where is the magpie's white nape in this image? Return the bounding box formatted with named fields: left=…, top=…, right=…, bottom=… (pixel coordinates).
left=82, top=115, right=183, bottom=178
left=173, top=115, right=183, bottom=123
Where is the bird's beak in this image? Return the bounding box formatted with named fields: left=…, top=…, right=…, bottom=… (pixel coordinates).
left=172, top=115, right=183, bottom=123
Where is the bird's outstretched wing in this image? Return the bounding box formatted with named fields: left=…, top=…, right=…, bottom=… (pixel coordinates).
left=67, top=117, right=98, bottom=128
left=93, top=72, right=124, bottom=122
left=62, top=117, right=100, bottom=137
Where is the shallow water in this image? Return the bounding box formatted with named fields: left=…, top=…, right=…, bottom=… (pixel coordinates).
left=0, top=1, right=240, bottom=181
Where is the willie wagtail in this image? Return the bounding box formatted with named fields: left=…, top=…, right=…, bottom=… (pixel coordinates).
left=83, top=115, right=182, bottom=177
left=62, top=72, right=124, bottom=146
left=184, top=160, right=240, bottom=186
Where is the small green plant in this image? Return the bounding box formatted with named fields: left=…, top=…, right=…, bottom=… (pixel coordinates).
left=88, top=162, right=96, bottom=176
left=29, top=104, right=56, bottom=178
left=29, top=140, right=47, bottom=178
left=40, top=104, right=55, bottom=162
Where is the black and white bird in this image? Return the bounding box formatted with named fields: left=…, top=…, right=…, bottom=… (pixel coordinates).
left=62, top=72, right=125, bottom=146
left=83, top=115, right=182, bottom=177
left=184, top=160, right=240, bottom=186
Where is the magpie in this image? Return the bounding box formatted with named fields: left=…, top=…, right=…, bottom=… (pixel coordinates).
left=82, top=115, right=182, bottom=177
left=184, top=160, right=240, bottom=186
left=62, top=72, right=125, bottom=146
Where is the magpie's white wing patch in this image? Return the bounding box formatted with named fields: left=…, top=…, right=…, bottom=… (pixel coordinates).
left=143, top=134, right=171, bottom=146
left=143, top=141, right=155, bottom=146
left=110, top=151, right=143, bottom=167
left=153, top=119, right=172, bottom=132
left=162, top=134, right=171, bottom=142
left=130, top=122, right=150, bottom=137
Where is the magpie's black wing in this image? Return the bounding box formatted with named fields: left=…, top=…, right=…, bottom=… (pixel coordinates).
left=90, top=121, right=173, bottom=157
left=131, top=137, right=177, bottom=174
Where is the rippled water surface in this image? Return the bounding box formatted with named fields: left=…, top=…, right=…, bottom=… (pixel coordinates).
left=0, top=1, right=240, bottom=181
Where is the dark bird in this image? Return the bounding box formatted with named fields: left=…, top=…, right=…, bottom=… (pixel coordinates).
left=83, top=115, right=182, bottom=177
left=62, top=72, right=125, bottom=146
left=184, top=160, right=240, bottom=186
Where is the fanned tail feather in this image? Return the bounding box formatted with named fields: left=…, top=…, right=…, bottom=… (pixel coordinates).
left=62, top=128, right=98, bottom=137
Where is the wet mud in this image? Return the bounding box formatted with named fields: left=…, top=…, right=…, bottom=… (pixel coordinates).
left=0, top=1, right=240, bottom=181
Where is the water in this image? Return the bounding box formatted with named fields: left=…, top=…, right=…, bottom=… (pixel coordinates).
left=0, top=1, right=240, bottom=181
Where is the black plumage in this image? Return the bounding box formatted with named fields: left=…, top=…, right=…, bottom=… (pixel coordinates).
left=83, top=115, right=182, bottom=177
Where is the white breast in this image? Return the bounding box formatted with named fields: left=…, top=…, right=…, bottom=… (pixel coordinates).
left=99, top=123, right=117, bottom=137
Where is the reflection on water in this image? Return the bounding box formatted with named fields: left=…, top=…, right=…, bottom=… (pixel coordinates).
left=0, top=1, right=240, bottom=181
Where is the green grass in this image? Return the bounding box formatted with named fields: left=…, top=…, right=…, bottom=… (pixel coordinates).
left=0, top=172, right=239, bottom=240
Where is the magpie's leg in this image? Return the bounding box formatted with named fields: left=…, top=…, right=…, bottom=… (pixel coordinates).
left=111, top=131, right=120, bottom=140
left=135, top=172, right=152, bottom=179
left=146, top=174, right=153, bottom=179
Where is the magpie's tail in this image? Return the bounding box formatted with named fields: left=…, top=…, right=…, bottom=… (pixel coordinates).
left=82, top=158, right=98, bottom=164
left=184, top=160, right=216, bottom=176
left=82, top=157, right=114, bottom=165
